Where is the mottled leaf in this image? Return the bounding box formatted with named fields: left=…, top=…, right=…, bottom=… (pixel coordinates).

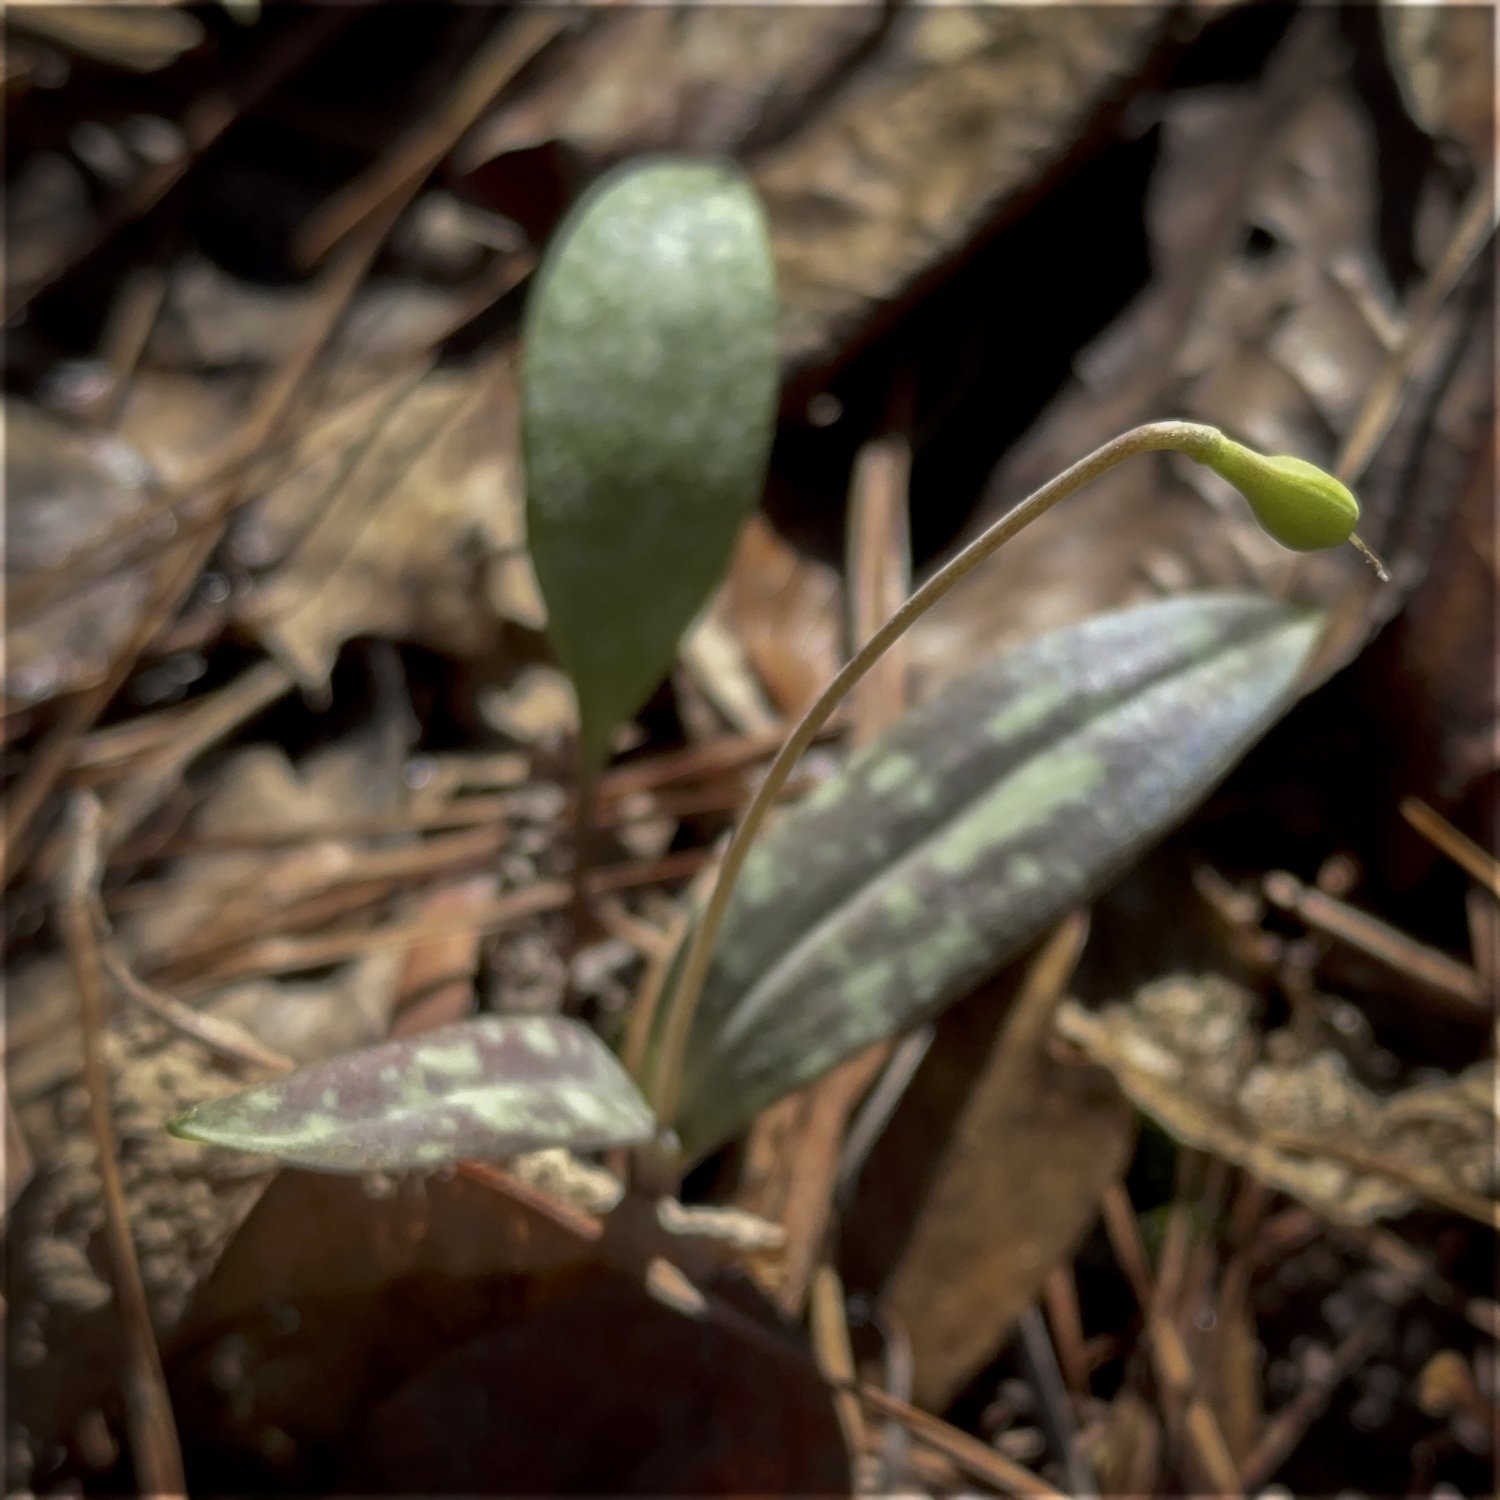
left=672, top=593, right=1321, bottom=1157
left=522, top=156, right=779, bottom=766
left=168, top=1015, right=656, bottom=1173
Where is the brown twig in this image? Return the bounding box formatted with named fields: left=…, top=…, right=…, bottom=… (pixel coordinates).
left=734, top=395, right=920, bottom=1312
left=590, top=895, right=673, bottom=963
left=1239, top=1318, right=1387, bottom=1490
left=1105, top=1171, right=1243, bottom=1496
left=70, top=700, right=206, bottom=780
left=56, top=793, right=185, bottom=1497
left=1262, top=869, right=1489, bottom=1017
left=86, top=266, right=170, bottom=430
left=168, top=848, right=710, bottom=995
left=601, top=720, right=842, bottom=800
left=686, top=404, right=915, bottom=1307
left=808, top=1264, right=868, bottom=1467
left=3, top=5, right=358, bottom=319
left=455, top=1158, right=606, bottom=1243
left=1335, top=176, right=1498, bottom=487
left=112, top=746, right=823, bottom=864
left=1101, top=1181, right=1156, bottom=1311
left=1176, top=1156, right=1230, bottom=1343
left=98, top=660, right=296, bottom=856
left=1150, top=1152, right=1200, bottom=1324
left=142, top=824, right=510, bottom=969
left=846, top=396, right=914, bottom=750
left=100, top=945, right=293, bottom=1074
left=1216, top=1173, right=1273, bottom=1338
left=1042, top=1263, right=1090, bottom=1400
left=853, top=1382, right=1068, bottom=1497
left=1147, top=1313, right=1243, bottom=1497
left=3, top=508, right=227, bottom=885
left=5, top=149, right=433, bottom=888
left=1401, top=796, right=1500, bottom=901
left=293, top=9, right=569, bottom=267
left=597, top=774, right=817, bottom=830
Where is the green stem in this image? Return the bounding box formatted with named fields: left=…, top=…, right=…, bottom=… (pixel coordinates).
left=648, top=420, right=1225, bottom=1127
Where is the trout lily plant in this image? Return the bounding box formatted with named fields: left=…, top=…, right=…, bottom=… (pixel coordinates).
left=168, top=158, right=1382, bottom=1184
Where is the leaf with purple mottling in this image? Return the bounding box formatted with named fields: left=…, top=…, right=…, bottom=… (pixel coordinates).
left=168, top=1015, right=655, bottom=1173
left=669, top=593, right=1322, bottom=1157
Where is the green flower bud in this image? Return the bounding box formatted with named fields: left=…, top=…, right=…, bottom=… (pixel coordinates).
left=1197, top=435, right=1360, bottom=552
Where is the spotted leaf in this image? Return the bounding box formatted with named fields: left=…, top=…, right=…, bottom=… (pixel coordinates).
left=168, top=1015, right=655, bottom=1173
left=670, top=593, right=1322, bottom=1157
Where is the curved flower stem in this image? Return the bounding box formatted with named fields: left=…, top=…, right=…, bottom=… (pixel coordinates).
left=646, top=420, right=1227, bottom=1128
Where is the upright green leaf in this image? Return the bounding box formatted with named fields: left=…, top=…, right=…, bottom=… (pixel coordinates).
left=168, top=1015, right=656, bottom=1173
left=522, top=157, right=779, bottom=765
left=669, top=593, right=1322, bottom=1157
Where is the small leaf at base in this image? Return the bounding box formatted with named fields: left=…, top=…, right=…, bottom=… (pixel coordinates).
left=168, top=1015, right=656, bottom=1174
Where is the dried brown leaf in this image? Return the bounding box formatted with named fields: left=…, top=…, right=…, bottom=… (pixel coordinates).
left=1056, top=974, right=1498, bottom=1226
left=755, top=4, right=1174, bottom=380
left=4, top=401, right=160, bottom=706
left=1380, top=3, right=1495, bottom=168
left=702, top=514, right=843, bottom=724
left=845, top=916, right=1134, bottom=1409
left=161, top=1167, right=598, bottom=1472
left=237, top=351, right=531, bottom=689
left=458, top=6, right=1175, bottom=381
left=9, top=727, right=410, bottom=1104
left=455, top=8, right=885, bottom=176
left=341, top=1272, right=851, bottom=1494
left=1387, top=432, right=1498, bottom=799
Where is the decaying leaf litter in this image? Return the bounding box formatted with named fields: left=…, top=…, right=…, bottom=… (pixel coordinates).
left=4, top=5, right=1495, bottom=1496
